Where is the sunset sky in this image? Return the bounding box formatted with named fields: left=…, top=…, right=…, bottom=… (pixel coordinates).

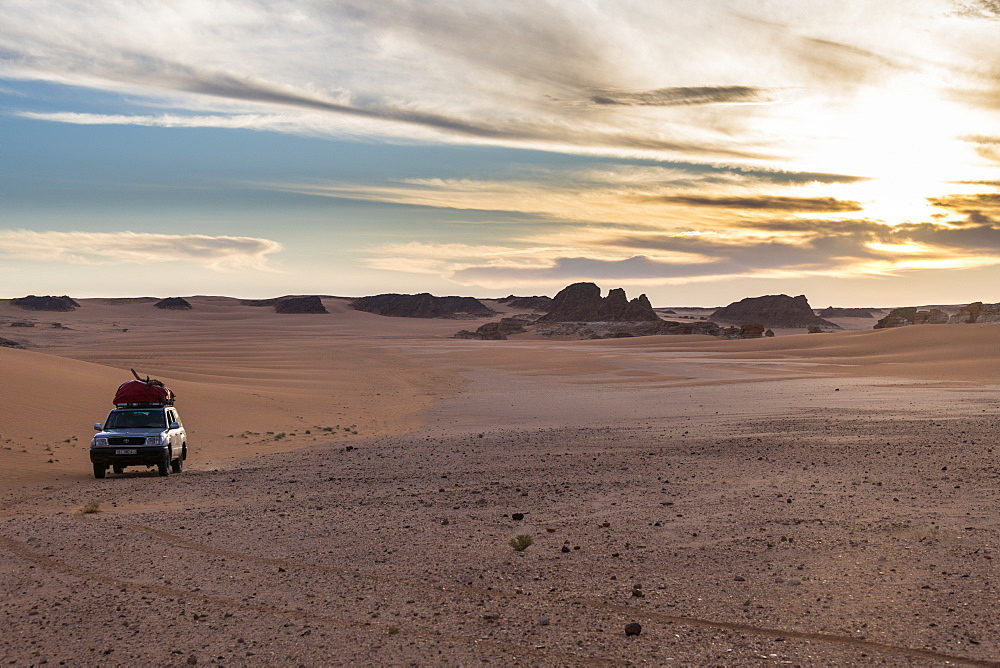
left=3, top=0, right=1000, bottom=306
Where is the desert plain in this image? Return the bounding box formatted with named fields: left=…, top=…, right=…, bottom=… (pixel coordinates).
left=0, top=296, right=998, bottom=666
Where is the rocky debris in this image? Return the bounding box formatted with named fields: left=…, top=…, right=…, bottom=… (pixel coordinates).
left=11, top=295, right=79, bottom=312
left=496, top=295, right=554, bottom=311
left=710, top=294, right=839, bottom=329
left=739, top=323, right=766, bottom=339
left=818, top=307, right=874, bottom=318
left=351, top=293, right=494, bottom=319
left=949, top=301, right=1000, bottom=324
left=764, top=329, right=775, bottom=337
left=537, top=283, right=659, bottom=323
left=274, top=296, right=329, bottom=314
left=536, top=320, right=725, bottom=339
left=154, top=297, right=193, bottom=310
left=874, top=307, right=949, bottom=329
left=0, top=336, right=23, bottom=348
left=624, top=623, right=642, bottom=636
left=807, top=326, right=824, bottom=333
left=9, top=321, right=34, bottom=327
left=453, top=318, right=531, bottom=340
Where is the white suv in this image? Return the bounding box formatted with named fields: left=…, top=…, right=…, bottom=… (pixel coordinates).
left=90, top=406, right=187, bottom=478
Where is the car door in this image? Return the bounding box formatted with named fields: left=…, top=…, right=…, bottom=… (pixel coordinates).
left=166, top=409, right=181, bottom=453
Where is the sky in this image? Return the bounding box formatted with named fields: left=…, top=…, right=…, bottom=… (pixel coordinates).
left=2, top=0, right=1000, bottom=306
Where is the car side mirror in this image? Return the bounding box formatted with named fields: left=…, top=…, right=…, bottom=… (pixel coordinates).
left=94, top=423, right=102, bottom=430
left=169, top=422, right=180, bottom=430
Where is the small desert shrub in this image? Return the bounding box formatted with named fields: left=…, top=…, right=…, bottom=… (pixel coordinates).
left=79, top=500, right=101, bottom=514
left=274, top=432, right=286, bottom=440
left=509, top=534, right=534, bottom=551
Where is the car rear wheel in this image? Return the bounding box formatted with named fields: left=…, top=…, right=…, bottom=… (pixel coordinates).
left=157, top=449, right=170, bottom=477
left=93, top=463, right=107, bottom=479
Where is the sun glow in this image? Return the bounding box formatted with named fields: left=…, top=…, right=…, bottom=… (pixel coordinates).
left=791, top=76, right=988, bottom=226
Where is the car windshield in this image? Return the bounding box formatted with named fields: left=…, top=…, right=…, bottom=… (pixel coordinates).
left=104, top=410, right=166, bottom=429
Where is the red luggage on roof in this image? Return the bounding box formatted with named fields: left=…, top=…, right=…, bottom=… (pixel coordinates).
left=113, top=369, right=176, bottom=406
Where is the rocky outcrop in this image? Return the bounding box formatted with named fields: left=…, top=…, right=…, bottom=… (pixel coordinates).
left=351, top=293, right=494, bottom=319
left=739, top=323, right=766, bottom=339
left=710, top=294, right=838, bottom=329
left=274, top=296, right=329, bottom=314
left=12, top=295, right=79, bottom=312
left=154, top=297, right=192, bottom=310
left=949, top=301, right=1000, bottom=324
left=496, top=295, right=554, bottom=311
left=454, top=318, right=531, bottom=340
left=0, top=336, right=23, bottom=348
left=536, top=283, right=659, bottom=323
left=874, top=307, right=949, bottom=329
left=817, top=307, right=874, bottom=318
left=536, top=320, right=724, bottom=339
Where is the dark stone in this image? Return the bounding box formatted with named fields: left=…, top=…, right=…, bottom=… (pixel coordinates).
left=511, top=513, right=524, bottom=521
left=874, top=307, right=949, bottom=329
left=154, top=297, right=192, bottom=310
left=535, top=319, right=725, bottom=339
left=949, top=301, right=1000, bottom=324
left=764, top=329, right=775, bottom=337
left=710, top=294, right=839, bottom=329
left=12, top=295, right=79, bottom=312
left=624, top=622, right=642, bottom=636
left=274, top=296, right=329, bottom=314
left=739, top=323, right=765, bottom=339
left=453, top=317, right=531, bottom=340
left=351, top=293, right=494, bottom=319
left=0, top=337, right=23, bottom=348
left=536, top=283, right=660, bottom=323
left=817, top=307, right=874, bottom=318
left=497, top=295, right=554, bottom=311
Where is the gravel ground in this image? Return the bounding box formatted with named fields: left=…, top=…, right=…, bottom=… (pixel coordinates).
left=1, top=408, right=998, bottom=666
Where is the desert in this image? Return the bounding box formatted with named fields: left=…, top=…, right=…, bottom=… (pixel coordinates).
left=0, top=293, right=998, bottom=666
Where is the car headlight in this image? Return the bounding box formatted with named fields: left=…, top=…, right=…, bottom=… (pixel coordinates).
left=93, top=438, right=108, bottom=447
left=146, top=436, right=165, bottom=445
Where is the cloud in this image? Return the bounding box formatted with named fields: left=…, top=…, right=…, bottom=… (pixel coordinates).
left=590, top=86, right=770, bottom=107
left=645, top=195, right=863, bottom=212
left=363, top=211, right=1000, bottom=289
left=0, top=230, right=283, bottom=270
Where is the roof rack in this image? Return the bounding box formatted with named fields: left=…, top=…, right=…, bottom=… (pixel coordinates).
left=114, top=401, right=174, bottom=408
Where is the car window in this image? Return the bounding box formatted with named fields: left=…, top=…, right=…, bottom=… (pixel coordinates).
left=105, top=410, right=167, bottom=429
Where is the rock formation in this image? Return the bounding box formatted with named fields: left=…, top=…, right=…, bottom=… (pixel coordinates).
left=536, top=283, right=659, bottom=323
left=453, top=318, right=531, bottom=340
left=12, top=295, right=79, bottom=312
left=496, top=295, right=553, bottom=311
left=739, top=323, right=766, bottom=339
left=817, top=307, right=874, bottom=318
left=154, top=297, right=192, bottom=310
left=535, top=320, right=725, bottom=339
left=0, top=336, right=23, bottom=348
left=351, top=293, right=494, bottom=319
left=949, top=301, right=1000, bottom=324
left=274, top=296, right=329, bottom=314
left=710, top=294, right=838, bottom=329
left=874, top=307, right=949, bottom=329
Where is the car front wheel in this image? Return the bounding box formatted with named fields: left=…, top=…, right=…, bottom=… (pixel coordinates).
left=93, top=463, right=107, bottom=479
left=157, top=449, right=170, bottom=477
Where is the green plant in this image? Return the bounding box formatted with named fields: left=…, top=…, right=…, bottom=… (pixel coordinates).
left=509, top=534, right=534, bottom=552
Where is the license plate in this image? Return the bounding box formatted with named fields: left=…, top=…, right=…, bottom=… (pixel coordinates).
left=115, top=448, right=138, bottom=455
